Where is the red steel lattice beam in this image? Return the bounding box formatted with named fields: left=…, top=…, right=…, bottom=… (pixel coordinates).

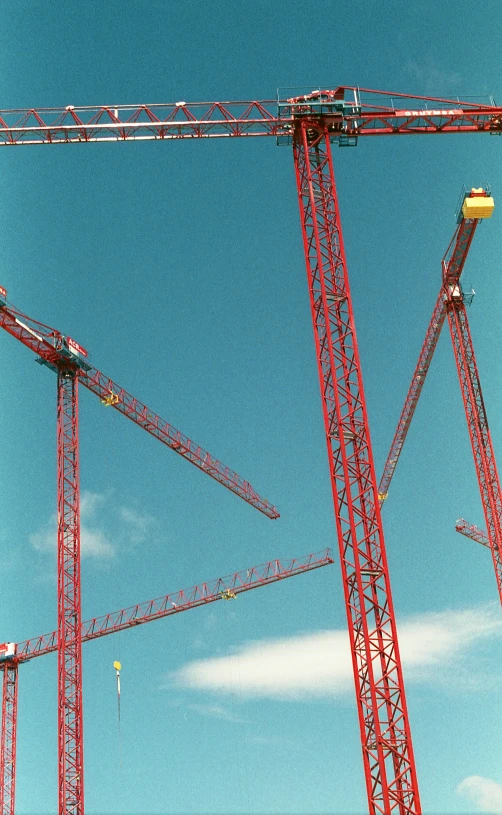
left=446, top=298, right=502, bottom=602
left=0, top=89, right=500, bottom=146
left=0, top=296, right=278, bottom=520
left=378, top=207, right=483, bottom=503
left=455, top=518, right=490, bottom=548
left=0, top=549, right=333, bottom=815
left=57, top=368, right=84, bottom=815
left=293, top=121, right=420, bottom=815
left=0, top=665, right=18, bottom=815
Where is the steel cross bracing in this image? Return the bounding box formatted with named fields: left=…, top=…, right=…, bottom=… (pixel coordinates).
left=0, top=88, right=501, bottom=146
left=0, top=295, right=278, bottom=520
left=0, top=549, right=333, bottom=815
left=378, top=202, right=483, bottom=503
left=446, top=295, right=502, bottom=601
left=293, top=122, right=419, bottom=815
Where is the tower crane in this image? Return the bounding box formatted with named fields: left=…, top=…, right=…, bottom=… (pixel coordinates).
left=0, top=548, right=333, bottom=815
left=3, top=87, right=502, bottom=815
left=0, top=285, right=278, bottom=815
left=377, top=189, right=502, bottom=600
left=378, top=188, right=494, bottom=503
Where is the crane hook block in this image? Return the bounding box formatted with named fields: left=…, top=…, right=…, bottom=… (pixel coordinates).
left=220, top=590, right=237, bottom=601
left=101, top=391, right=119, bottom=407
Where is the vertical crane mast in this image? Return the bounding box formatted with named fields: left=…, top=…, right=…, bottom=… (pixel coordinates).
left=0, top=665, right=18, bottom=815
left=445, top=254, right=502, bottom=601
left=293, top=117, right=420, bottom=815
left=57, top=367, right=84, bottom=815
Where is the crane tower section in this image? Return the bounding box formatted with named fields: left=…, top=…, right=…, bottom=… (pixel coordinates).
left=293, top=116, right=420, bottom=815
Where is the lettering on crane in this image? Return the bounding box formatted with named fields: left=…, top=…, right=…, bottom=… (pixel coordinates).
left=395, top=109, right=464, bottom=118
left=67, top=337, right=88, bottom=358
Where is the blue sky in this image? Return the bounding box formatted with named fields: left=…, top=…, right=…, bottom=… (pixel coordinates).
left=1, top=1, right=502, bottom=813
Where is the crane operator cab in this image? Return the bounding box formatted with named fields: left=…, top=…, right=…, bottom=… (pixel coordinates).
left=0, top=643, right=16, bottom=662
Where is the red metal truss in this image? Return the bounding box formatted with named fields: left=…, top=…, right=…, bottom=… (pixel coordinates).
left=57, top=369, right=84, bottom=815
left=9, top=549, right=334, bottom=663
left=293, top=122, right=420, bottom=815
left=378, top=206, right=483, bottom=502
left=0, top=89, right=500, bottom=146
left=455, top=518, right=490, bottom=548
left=446, top=298, right=502, bottom=602
left=0, top=296, right=278, bottom=519
left=0, top=549, right=333, bottom=815
left=0, top=665, right=18, bottom=815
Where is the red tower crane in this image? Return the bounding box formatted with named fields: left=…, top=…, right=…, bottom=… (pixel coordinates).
left=0, top=549, right=333, bottom=815
left=0, top=287, right=278, bottom=815
left=378, top=188, right=493, bottom=503
left=3, top=87, right=502, bottom=815
left=378, top=188, right=502, bottom=600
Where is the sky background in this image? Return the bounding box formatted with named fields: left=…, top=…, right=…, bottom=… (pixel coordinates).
left=1, top=1, right=502, bottom=813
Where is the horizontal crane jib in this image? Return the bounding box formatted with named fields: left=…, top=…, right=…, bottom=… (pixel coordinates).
left=0, top=89, right=501, bottom=145
left=5, top=549, right=334, bottom=663
left=0, top=296, right=279, bottom=519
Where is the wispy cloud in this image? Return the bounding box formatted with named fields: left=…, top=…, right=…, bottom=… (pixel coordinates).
left=457, top=776, right=502, bottom=813
left=187, top=703, right=251, bottom=724
left=30, top=490, right=114, bottom=559
left=29, top=491, right=157, bottom=560
left=119, top=505, right=153, bottom=544
left=167, top=605, right=502, bottom=700
left=404, top=60, right=463, bottom=94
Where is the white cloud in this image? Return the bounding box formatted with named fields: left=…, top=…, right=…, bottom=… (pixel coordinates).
left=458, top=776, right=502, bottom=814
left=167, top=605, right=502, bottom=700
left=187, top=703, right=250, bottom=724
left=119, top=505, right=153, bottom=543
left=29, top=490, right=114, bottom=559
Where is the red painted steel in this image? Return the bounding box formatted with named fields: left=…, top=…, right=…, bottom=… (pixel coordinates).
left=0, top=665, right=18, bottom=815
left=57, top=369, right=84, bottom=815
left=378, top=208, right=483, bottom=503
left=446, top=298, right=502, bottom=602
left=0, top=550, right=333, bottom=815
left=0, top=89, right=500, bottom=145
left=12, top=549, right=334, bottom=662
left=455, top=518, right=490, bottom=548
left=0, top=298, right=278, bottom=520
left=293, top=121, right=420, bottom=815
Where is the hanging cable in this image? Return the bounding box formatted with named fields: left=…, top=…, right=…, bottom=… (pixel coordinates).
left=114, top=660, right=123, bottom=767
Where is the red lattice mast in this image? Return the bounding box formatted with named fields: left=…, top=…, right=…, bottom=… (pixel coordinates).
left=446, top=293, right=502, bottom=601
left=293, top=121, right=420, bottom=815
left=0, top=665, right=18, bottom=815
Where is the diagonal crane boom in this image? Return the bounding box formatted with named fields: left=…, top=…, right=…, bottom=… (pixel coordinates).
left=0, top=549, right=333, bottom=815
left=378, top=188, right=492, bottom=504
left=0, top=288, right=278, bottom=520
